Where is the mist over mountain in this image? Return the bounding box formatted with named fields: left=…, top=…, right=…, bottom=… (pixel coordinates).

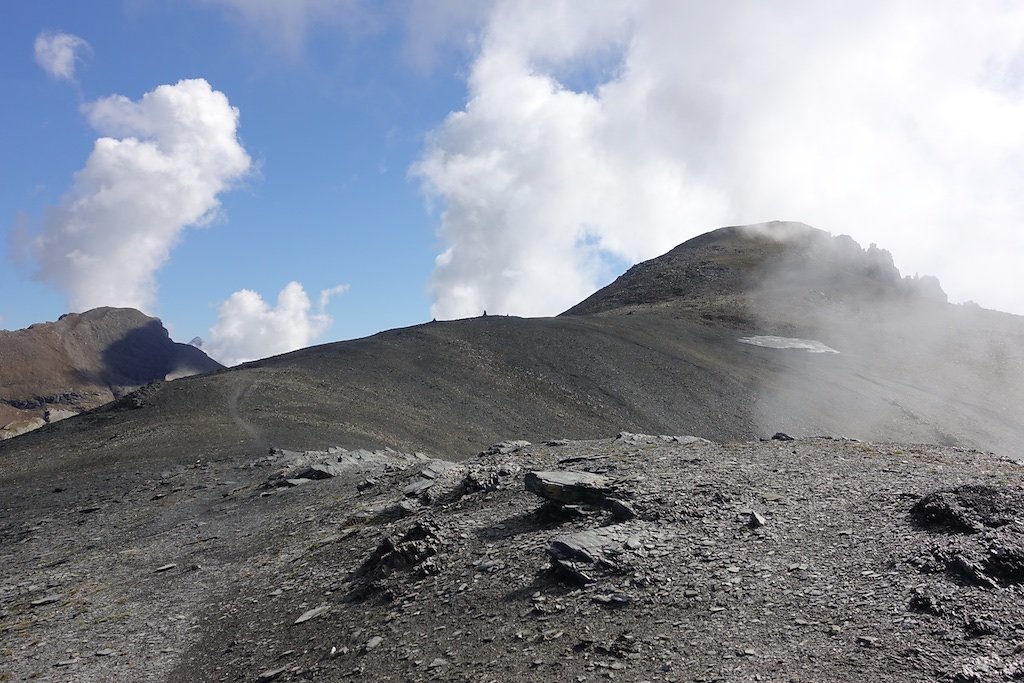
left=5, top=222, right=1021, bottom=457
left=2, top=223, right=1023, bottom=682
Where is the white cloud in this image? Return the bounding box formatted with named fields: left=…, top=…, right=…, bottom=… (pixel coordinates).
left=201, top=0, right=370, bottom=55
left=26, top=79, right=251, bottom=312
left=414, top=1, right=1024, bottom=318
left=399, top=0, right=493, bottom=72
left=203, top=0, right=493, bottom=70
left=33, top=30, right=90, bottom=81
left=204, top=282, right=348, bottom=366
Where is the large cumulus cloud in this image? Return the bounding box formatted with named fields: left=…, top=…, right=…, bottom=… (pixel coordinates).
left=27, top=79, right=252, bottom=312
left=415, top=1, right=1024, bottom=318
left=204, top=282, right=348, bottom=366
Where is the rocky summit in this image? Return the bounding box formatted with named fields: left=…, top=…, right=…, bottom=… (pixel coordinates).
left=1, top=223, right=1023, bottom=682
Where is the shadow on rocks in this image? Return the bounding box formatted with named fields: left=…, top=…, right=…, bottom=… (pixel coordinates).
left=911, top=485, right=1024, bottom=588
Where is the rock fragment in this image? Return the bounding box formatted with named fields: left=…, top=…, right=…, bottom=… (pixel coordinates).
left=30, top=595, right=61, bottom=607
left=746, top=511, right=767, bottom=528
left=293, top=605, right=330, bottom=625
left=525, top=470, right=611, bottom=504
left=525, top=470, right=634, bottom=521
left=256, top=665, right=289, bottom=682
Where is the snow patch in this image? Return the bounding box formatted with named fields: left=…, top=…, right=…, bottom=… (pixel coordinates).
left=738, top=336, right=839, bottom=354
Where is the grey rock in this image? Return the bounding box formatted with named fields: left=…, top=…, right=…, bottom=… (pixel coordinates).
left=526, top=470, right=634, bottom=520
left=419, top=461, right=456, bottom=479
left=30, top=595, right=61, bottom=607
left=290, top=463, right=342, bottom=480
left=256, top=665, right=289, bottom=681
left=484, top=440, right=531, bottom=455
left=550, top=528, right=622, bottom=564
left=293, top=605, right=330, bottom=624
left=524, top=471, right=611, bottom=505
left=403, top=478, right=436, bottom=497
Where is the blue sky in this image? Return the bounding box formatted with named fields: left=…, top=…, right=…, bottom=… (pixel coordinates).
left=2, top=1, right=473, bottom=358
left=3, top=2, right=1023, bottom=365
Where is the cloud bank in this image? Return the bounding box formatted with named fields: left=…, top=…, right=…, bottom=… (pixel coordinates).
left=415, top=1, right=1024, bottom=319
left=34, top=30, right=90, bottom=81
left=27, top=79, right=251, bottom=312
left=204, top=282, right=348, bottom=366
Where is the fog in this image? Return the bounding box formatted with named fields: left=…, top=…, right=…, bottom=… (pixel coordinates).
left=740, top=223, right=1024, bottom=457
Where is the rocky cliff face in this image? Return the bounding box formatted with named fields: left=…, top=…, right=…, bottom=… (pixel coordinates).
left=0, top=307, right=222, bottom=438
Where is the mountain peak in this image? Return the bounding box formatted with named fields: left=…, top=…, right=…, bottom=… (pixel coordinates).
left=563, top=221, right=946, bottom=319
left=0, top=307, right=222, bottom=438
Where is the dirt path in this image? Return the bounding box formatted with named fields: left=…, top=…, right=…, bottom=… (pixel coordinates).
left=227, top=377, right=265, bottom=450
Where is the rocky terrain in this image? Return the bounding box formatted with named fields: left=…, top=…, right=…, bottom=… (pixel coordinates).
left=1, top=222, right=1023, bottom=682
left=0, top=307, right=222, bottom=439
left=2, top=434, right=1022, bottom=682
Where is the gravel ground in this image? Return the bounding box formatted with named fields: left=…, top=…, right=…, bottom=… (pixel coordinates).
left=3, top=433, right=1022, bottom=682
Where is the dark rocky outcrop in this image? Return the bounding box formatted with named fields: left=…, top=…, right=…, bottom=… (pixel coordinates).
left=911, top=485, right=1024, bottom=534
left=912, top=485, right=1024, bottom=588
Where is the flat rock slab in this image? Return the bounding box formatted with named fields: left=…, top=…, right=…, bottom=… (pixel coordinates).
left=524, top=471, right=611, bottom=505
left=549, top=526, right=627, bottom=564
left=293, top=605, right=330, bottom=625
left=525, top=470, right=634, bottom=519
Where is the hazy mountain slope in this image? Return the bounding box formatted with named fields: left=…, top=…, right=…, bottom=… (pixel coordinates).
left=0, top=307, right=223, bottom=435
left=3, top=222, right=1022, bottom=476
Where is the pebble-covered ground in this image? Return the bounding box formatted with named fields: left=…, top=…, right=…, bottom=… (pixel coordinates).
left=3, top=433, right=1022, bottom=682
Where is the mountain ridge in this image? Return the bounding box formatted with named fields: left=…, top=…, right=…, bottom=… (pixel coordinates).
left=2, top=223, right=1024, bottom=682
left=2, top=222, right=1020, bottom=467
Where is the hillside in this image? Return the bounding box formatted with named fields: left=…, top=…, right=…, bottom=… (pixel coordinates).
left=0, top=307, right=223, bottom=438
left=1, top=222, right=1023, bottom=682
left=3, top=222, right=1020, bottom=470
